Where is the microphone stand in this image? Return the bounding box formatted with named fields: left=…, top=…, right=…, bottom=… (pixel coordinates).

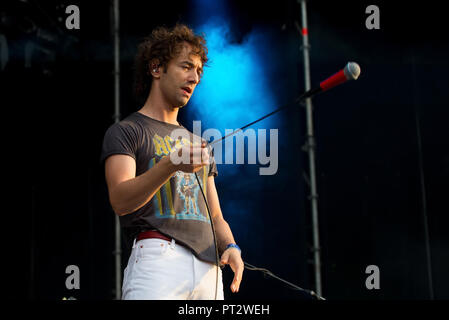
left=299, top=0, right=323, bottom=298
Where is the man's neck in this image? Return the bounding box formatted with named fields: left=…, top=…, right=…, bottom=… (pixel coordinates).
left=138, top=93, right=180, bottom=126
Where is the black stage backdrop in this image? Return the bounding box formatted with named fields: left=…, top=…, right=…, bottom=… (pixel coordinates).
left=2, top=0, right=448, bottom=301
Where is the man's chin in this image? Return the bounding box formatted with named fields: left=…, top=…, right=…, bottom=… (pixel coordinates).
left=174, top=100, right=189, bottom=108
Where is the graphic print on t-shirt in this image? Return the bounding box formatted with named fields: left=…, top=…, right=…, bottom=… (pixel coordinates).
left=174, top=171, right=209, bottom=222
left=149, top=133, right=210, bottom=223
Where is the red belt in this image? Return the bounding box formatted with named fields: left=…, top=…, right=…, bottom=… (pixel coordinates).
left=137, top=230, right=172, bottom=243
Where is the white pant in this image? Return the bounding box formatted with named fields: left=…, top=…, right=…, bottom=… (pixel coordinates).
left=122, top=238, right=224, bottom=300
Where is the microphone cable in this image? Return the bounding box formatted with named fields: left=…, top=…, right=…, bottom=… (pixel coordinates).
left=194, top=171, right=220, bottom=300
left=191, top=94, right=307, bottom=300
left=243, top=262, right=326, bottom=300
left=206, top=61, right=360, bottom=148
left=194, top=170, right=325, bottom=301
left=190, top=62, right=361, bottom=300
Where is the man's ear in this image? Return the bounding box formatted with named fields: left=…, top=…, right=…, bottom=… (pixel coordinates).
left=149, top=60, right=161, bottom=78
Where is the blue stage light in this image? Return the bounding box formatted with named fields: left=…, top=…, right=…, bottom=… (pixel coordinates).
left=189, top=19, right=279, bottom=133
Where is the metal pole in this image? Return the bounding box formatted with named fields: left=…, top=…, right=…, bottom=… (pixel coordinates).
left=30, top=186, right=36, bottom=300
left=112, top=0, right=121, bottom=300
left=299, top=0, right=322, bottom=297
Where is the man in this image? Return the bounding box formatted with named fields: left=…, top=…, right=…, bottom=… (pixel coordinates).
left=101, top=24, right=244, bottom=300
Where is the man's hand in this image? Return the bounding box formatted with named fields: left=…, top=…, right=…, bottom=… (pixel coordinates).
left=168, top=141, right=210, bottom=173
left=220, top=248, right=244, bottom=293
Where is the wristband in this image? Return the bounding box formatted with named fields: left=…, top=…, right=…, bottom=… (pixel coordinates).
left=225, top=243, right=241, bottom=252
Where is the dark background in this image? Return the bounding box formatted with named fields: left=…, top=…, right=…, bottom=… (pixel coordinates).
left=2, top=0, right=448, bottom=300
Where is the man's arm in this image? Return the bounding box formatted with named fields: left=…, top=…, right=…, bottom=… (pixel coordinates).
left=105, top=144, right=209, bottom=216
left=105, top=154, right=176, bottom=216
left=206, top=175, right=244, bottom=293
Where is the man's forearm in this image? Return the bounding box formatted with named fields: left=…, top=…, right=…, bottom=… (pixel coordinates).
left=213, top=217, right=237, bottom=254
left=110, top=156, right=176, bottom=216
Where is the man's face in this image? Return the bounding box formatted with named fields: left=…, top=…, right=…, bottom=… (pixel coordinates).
left=158, top=43, right=203, bottom=108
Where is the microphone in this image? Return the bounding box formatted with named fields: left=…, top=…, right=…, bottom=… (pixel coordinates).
left=320, top=62, right=361, bottom=91
left=299, top=62, right=361, bottom=101
left=210, top=62, right=362, bottom=147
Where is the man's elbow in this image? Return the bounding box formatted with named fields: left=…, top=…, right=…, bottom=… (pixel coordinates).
left=108, top=191, right=131, bottom=216
left=107, top=183, right=151, bottom=216
left=110, top=199, right=128, bottom=216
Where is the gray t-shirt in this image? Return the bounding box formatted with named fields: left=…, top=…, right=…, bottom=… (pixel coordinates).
left=101, top=112, right=218, bottom=264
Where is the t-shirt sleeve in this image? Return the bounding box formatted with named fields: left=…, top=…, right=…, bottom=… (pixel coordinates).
left=100, top=122, right=139, bottom=164
left=207, top=144, right=218, bottom=177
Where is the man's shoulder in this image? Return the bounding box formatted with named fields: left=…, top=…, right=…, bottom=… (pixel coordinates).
left=108, top=112, right=144, bottom=131
left=118, top=112, right=141, bottom=126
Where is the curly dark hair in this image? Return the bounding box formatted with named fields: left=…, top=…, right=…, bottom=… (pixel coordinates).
left=133, top=24, right=208, bottom=103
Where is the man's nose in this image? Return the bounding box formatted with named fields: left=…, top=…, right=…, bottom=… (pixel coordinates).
left=187, top=69, right=200, bottom=84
